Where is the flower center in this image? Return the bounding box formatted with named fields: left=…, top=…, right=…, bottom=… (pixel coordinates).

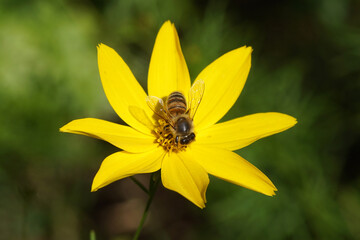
left=154, top=119, right=188, bottom=152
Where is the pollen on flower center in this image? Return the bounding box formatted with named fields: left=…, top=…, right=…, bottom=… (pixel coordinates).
left=154, top=119, right=188, bottom=152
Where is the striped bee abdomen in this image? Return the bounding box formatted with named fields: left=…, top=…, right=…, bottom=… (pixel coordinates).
left=167, top=91, right=187, bottom=116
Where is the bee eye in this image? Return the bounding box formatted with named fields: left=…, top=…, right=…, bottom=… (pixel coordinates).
left=189, top=133, right=195, bottom=140
left=175, top=136, right=179, bottom=143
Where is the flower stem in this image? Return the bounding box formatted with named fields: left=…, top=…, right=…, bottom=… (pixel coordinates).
left=132, top=171, right=160, bottom=240
left=130, top=176, right=149, bottom=194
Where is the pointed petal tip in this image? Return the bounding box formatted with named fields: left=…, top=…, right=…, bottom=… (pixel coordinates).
left=198, top=194, right=207, bottom=209
left=267, top=112, right=298, bottom=128
left=192, top=199, right=206, bottom=209
left=283, top=114, right=298, bottom=127
left=242, top=45, right=253, bottom=52
left=97, top=43, right=117, bottom=55
left=198, top=203, right=206, bottom=209
left=91, top=180, right=99, bottom=192
left=261, top=175, right=278, bottom=194
left=246, top=46, right=253, bottom=56
left=97, top=43, right=105, bottom=51
left=293, top=117, right=298, bottom=125
left=162, top=20, right=173, bottom=27
left=256, top=181, right=278, bottom=197
left=159, top=20, right=173, bottom=31
left=161, top=20, right=177, bottom=38
left=97, top=43, right=110, bottom=52
left=259, top=189, right=276, bottom=197
left=59, top=124, right=69, bottom=133
left=91, top=176, right=105, bottom=192
left=266, top=186, right=278, bottom=197
left=91, top=184, right=99, bottom=192
left=238, top=45, right=253, bottom=53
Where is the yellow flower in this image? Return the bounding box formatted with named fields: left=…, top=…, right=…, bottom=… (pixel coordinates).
left=60, top=21, right=297, bottom=208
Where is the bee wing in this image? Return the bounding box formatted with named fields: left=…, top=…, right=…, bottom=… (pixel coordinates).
left=146, top=95, right=170, bottom=121
left=188, top=79, right=205, bottom=119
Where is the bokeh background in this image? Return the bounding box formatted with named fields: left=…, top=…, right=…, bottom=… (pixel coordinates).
left=1, top=0, right=359, bottom=239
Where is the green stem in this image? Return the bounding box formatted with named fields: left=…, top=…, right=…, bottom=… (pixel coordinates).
left=132, top=172, right=160, bottom=240
left=130, top=176, right=149, bottom=194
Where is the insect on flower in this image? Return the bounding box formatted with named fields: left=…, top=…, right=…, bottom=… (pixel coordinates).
left=60, top=20, right=297, bottom=208
left=147, top=79, right=204, bottom=151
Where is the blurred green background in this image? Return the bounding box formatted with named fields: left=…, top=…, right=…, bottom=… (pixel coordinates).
left=1, top=0, right=359, bottom=239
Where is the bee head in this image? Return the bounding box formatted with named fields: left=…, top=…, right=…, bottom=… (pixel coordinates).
left=175, top=132, right=195, bottom=145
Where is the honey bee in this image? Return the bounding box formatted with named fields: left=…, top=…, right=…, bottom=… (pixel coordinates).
left=146, top=79, right=205, bottom=146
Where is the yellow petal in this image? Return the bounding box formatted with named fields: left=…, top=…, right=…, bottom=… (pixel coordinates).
left=60, top=118, right=156, bottom=153
left=193, top=46, right=252, bottom=130
left=196, top=113, right=297, bottom=151
left=97, top=43, right=154, bottom=135
left=161, top=152, right=209, bottom=208
left=190, top=144, right=277, bottom=196
left=148, top=21, right=191, bottom=99
left=92, top=148, right=164, bottom=191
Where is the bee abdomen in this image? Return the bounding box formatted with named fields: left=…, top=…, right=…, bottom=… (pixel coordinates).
left=167, top=91, right=187, bottom=116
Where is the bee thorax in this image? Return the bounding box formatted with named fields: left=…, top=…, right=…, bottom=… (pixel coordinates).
left=175, top=117, right=191, bottom=134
